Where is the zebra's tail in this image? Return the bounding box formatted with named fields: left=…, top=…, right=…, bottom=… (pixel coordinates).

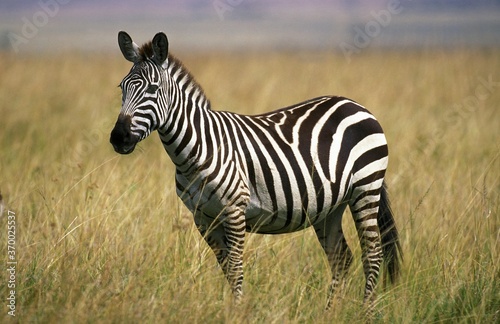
left=378, top=181, right=403, bottom=285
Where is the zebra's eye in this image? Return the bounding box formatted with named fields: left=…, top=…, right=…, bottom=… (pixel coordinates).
left=146, top=84, right=159, bottom=94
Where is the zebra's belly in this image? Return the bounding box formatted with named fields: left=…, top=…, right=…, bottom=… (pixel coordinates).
left=175, top=163, right=346, bottom=234
left=178, top=178, right=335, bottom=234
left=242, top=169, right=345, bottom=233
left=243, top=197, right=333, bottom=234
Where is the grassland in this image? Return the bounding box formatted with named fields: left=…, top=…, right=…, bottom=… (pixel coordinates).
left=0, top=49, right=499, bottom=323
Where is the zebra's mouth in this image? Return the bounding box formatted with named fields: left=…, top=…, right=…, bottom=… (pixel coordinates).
left=112, top=143, right=136, bottom=155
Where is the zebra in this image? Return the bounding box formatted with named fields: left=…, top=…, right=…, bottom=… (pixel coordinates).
left=110, top=31, right=402, bottom=310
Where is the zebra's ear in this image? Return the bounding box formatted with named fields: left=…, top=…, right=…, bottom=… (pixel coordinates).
left=118, top=31, right=140, bottom=63
left=152, top=32, right=169, bottom=65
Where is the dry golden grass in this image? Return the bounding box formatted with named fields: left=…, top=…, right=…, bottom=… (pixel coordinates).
left=0, top=49, right=499, bottom=323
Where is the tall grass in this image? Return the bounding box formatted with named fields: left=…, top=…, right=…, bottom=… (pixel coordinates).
left=0, top=49, right=499, bottom=323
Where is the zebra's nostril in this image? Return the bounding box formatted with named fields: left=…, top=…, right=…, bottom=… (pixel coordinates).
left=109, top=114, right=138, bottom=154
left=110, top=115, right=132, bottom=144
left=110, top=124, right=126, bottom=145
left=110, top=128, right=137, bottom=154
left=121, top=129, right=132, bottom=143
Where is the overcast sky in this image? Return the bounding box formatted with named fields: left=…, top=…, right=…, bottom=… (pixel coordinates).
left=1, top=0, right=499, bottom=53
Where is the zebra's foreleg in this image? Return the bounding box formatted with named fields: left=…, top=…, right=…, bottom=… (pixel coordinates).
left=221, top=209, right=246, bottom=303
left=313, top=203, right=353, bottom=310
left=195, top=209, right=246, bottom=304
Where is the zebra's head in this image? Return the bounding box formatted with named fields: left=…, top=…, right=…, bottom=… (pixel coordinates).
left=110, top=31, right=169, bottom=154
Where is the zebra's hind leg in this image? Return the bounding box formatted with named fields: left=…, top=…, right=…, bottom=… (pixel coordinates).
left=313, top=203, right=353, bottom=310
left=349, top=185, right=384, bottom=313
left=195, top=209, right=246, bottom=304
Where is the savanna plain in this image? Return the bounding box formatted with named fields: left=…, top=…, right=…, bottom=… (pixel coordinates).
left=0, top=49, right=499, bottom=323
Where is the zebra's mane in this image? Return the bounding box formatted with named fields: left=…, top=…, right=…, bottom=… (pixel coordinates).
left=138, top=41, right=211, bottom=109
left=138, top=41, right=155, bottom=61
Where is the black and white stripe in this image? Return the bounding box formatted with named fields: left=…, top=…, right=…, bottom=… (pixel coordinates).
left=110, top=31, right=403, bottom=310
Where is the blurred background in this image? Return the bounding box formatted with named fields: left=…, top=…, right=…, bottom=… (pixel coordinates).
left=1, top=0, right=499, bottom=54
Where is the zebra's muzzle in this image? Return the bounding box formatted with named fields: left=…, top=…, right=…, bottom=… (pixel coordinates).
left=110, top=115, right=139, bottom=155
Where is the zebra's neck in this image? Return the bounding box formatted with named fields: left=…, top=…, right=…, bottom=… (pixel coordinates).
left=158, top=55, right=214, bottom=172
